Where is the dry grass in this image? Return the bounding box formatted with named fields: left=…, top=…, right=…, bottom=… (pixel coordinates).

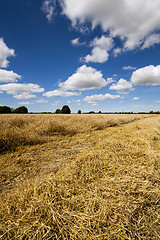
left=0, top=114, right=146, bottom=154
left=0, top=114, right=160, bottom=239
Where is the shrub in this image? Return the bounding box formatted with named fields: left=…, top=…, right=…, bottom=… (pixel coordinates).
left=55, top=109, right=61, bottom=114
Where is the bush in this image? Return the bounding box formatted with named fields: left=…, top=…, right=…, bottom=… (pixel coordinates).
left=0, top=106, right=11, bottom=113
left=61, top=105, right=71, bottom=114
left=13, top=106, right=28, bottom=114
left=55, top=109, right=61, bottom=114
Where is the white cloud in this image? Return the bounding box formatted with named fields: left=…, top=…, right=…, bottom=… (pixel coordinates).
left=71, top=38, right=80, bottom=45
left=71, top=38, right=84, bottom=46
left=123, top=66, right=136, bottom=70
left=110, top=78, right=133, bottom=91
left=0, top=69, right=21, bottom=83
left=113, top=47, right=122, bottom=57
left=142, top=34, right=160, bottom=49
left=0, top=83, right=44, bottom=99
left=59, top=0, right=160, bottom=50
left=59, top=65, right=107, bottom=91
left=67, top=99, right=81, bottom=104
left=106, top=78, right=115, bottom=84
left=85, top=48, right=109, bottom=63
left=35, top=99, right=48, bottom=103
left=84, top=35, right=113, bottom=63
left=132, top=97, right=140, bottom=100
left=18, top=101, right=34, bottom=105
left=84, top=47, right=109, bottom=63
left=42, top=0, right=56, bottom=22
left=87, top=101, right=98, bottom=106
left=18, top=99, right=48, bottom=105
left=14, top=93, right=37, bottom=99
left=84, top=93, right=121, bottom=102
left=43, top=89, right=80, bottom=97
left=131, top=65, right=160, bottom=86
left=91, top=35, right=113, bottom=50
left=0, top=38, right=15, bottom=68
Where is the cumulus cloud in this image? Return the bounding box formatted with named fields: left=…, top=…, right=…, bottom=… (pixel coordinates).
left=123, top=66, right=136, bottom=70
left=43, top=89, right=80, bottom=97
left=59, top=65, right=107, bottom=91
left=0, top=69, right=21, bottom=83
left=84, top=93, right=121, bottom=102
left=84, top=35, right=113, bottom=63
left=0, top=38, right=15, bottom=68
left=42, top=0, right=57, bottom=22
left=0, top=83, right=44, bottom=99
left=59, top=0, right=160, bottom=50
left=131, top=65, right=160, bottom=86
left=110, top=78, right=133, bottom=91
left=91, top=35, right=114, bottom=50
left=84, top=47, right=109, bottom=63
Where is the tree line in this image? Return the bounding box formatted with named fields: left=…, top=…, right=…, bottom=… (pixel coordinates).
left=1, top=104, right=160, bottom=114
left=0, top=106, right=28, bottom=114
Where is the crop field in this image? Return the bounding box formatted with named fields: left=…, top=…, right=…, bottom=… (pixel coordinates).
left=0, top=114, right=160, bottom=239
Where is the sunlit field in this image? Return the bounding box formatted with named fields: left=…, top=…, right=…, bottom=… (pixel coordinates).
left=0, top=114, right=160, bottom=239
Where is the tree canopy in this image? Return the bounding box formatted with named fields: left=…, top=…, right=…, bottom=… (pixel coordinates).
left=61, top=105, right=71, bottom=114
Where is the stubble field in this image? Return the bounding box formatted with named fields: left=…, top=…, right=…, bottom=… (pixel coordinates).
left=0, top=114, right=160, bottom=239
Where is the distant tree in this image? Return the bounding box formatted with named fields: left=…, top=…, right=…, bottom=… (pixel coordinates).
left=0, top=106, right=11, bottom=113
left=78, top=110, right=81, bottom=114
left=98, top=111, right=102, bottom=114
left=89, top=111, right=95, bottom=114
left=55, top=109, right=61, bottom=114
left=13, top=106, right=28, bottom=113
left=61, top=105, right=71, bottom=114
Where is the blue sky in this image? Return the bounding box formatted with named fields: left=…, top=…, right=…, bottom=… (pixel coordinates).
left=0, top=0, right=160, bottom=113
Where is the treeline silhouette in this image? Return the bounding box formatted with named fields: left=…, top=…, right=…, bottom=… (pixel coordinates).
left=0, top=106, right=28, bottom=114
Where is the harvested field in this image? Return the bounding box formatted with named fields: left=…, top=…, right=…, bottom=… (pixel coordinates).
left=0, top=114, right=160, bottom=239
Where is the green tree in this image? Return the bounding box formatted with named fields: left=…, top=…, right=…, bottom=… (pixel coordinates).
left=0, top=106, right=11, bottom=113
left=78, top=110, right=81, bottom=114
left=13, top=106, right=28, bottom=113
left=55, top=109, right=61, bottom=114
left=61, top=105, right=71, bottom=114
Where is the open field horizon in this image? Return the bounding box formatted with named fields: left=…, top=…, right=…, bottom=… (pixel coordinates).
left=0, top=114, right=160, bottom=239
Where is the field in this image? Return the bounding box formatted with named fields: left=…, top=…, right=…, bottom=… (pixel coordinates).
left=0, top=114, right=160, bottom=239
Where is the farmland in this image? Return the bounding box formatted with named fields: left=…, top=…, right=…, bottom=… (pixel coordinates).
left=0, top=114, right=160, bottom=239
